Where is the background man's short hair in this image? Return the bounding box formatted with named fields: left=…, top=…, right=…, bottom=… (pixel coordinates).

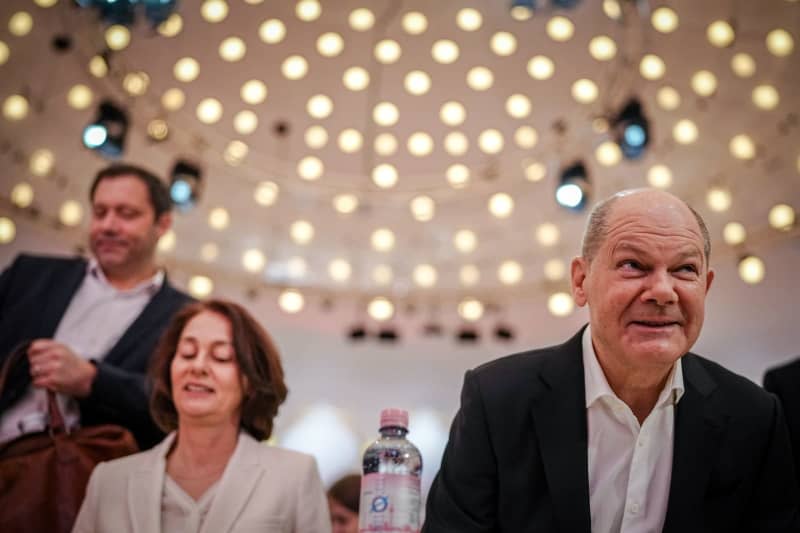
left=89, top=163, right=172, bottom=219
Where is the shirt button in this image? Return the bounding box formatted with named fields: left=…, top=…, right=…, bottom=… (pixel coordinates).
left=630, top=502, right=640, bottom=514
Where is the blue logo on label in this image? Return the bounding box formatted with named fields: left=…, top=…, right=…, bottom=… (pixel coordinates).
left=371, top=496, right=389, bottom=513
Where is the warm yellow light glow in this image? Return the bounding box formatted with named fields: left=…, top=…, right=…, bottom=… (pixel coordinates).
left=479, top=129, right=504, bottom=154
left=706, top=187, right=732, bottom=212
left=371, top=228, right=395, bottom=252
left=535, top=223, right=560, bottom=247
left=603, top=0, right=622, bottom=20
left=372, top=265, right=393, bottom=286
left=188, top=276, right=214, bottom=298
left=498, top=260, right=523, bottom=285
left=404, top=70, right=431, bottom=95
left=657, top=86, right=681, bottom=110
left=456, top=8, right=482, bottom=31
left=29, top=149, right=54, bottom=176
left=219, top=36, right=246, bottom=62
left=105, top=25, right=130, bottom=50
left=572, top=79, right=599, bottom=103
left=589, top=35, right=617, bottom=61
left=446, top=164, right=470, bottom=188
left=11, top=182, right=34, bottom=208
left=548, top=292, right=574, bottom=317
left=525, top=161, right=546, bottom=182
left=731, top=53, right=756, bottom=78
left=158, top=14, right=183, bottom=37
left=317, top=32, right=344, bottom=57
left=488, top=193, right=513, bottom=218
left=647, top=165, right=673, bottom=189
left=458, top=299, right=484, bottom=322
left=34, top=0, right=58, bottom=7
left=460, top=265, right=480, bottom=286
left=224, top=140, right=248, bottom=167
left=444, top=132, right=469, bottom=156
left=59, top=200, right=83, bottom=227
left=454, top=230, right=477, bottom=253
left=242, top=249, right=266, bottom=272
left=290, top=220, right=314, bottom=244
left=374, top=133, right=397, bottom=156
left=673, top=119, right=698, bottom=144
left=88, top=55, right=107, bottom=78
left=723, top=222, right=746, bottom=245
left=432, top=40, right=459, bottom=64
left=368, top=297, right=394, bottom=321
left=546, top=16, right=574, bottom=42
left=738, top=256, right=765, bottom=284
left=729, top=134, right=756, bottom=160
left=374, top=39, right=401, bottom=64
left=162, top=88, right=185, bottom=111
left=296, top=0, right=321, bottom=22
left=515, top=126, right=538, bottom=149
left=544, top=258, right=566, bottom=281
left=2, top=94, right=28, bottom=121
left=254, top=181, right=279, bottom=206
left=201, top=0, right=228, bottom=23
left=343, top=66, right=370, bottom=91
left=467, top=66, right=494, bottom=90
left=123, top=71, right=150, bottom=96
left=147, top=119, right=169, bottom=141
left=373, top=102, right=398, bottom=126
left=259, top=19, right=286, bottom=43
left=491, top=32, right=517, bottom=56
left=413, top=264, right=438, bottom=288
left=282, top=55, right=309, bottom=80
left=328, top=259, right=352, bottom=282
left=279, top=289, right=304, bottom=313
left=174, top=57, right=200, bottom=82
left=67, top=84, right=93, bottom=110
left=208, top=207, right=230, bottom=230
left=410, top=195, right=435, bottom=221
left=651, top=6, right=678, bottom=33
left=307, top=94, right=333, bottom=119
left=200, top=243, right=219, bottom=262
left=349, top=8, right=375, bottom=31
left=440, top=101, right=466, bottom=126
left=304, top=125, right=328, bottom=149
left=333, top=193, right=358, bottom=214
left=372, top=164, right=398, bottom=188
left=234, top=110, right=258, bottom=135
left=640, top=54, right=666, bottom=80
left=506, top=94, right=531, bottom=118
left=769, top=204, right=795, bottom=231
left=297, top=156, right=324, bottom=180
left=402, top=12, right=427, bottom=34
left=0, top=217, right=16, bottom=244
left=338, top=128, right=363, bottom=153
left=595, top=141, right=622, bottom=166
left=766, top=28, right=794, bottom=57
left=691, top=70, right=717, bottom=97
left=408, top=132, right=434, bottom=157
left=196, top=98, right=223, bottom=124
left=752, top=84, right=780, bottom=110
left=527, top=55, right=555, bottom=80
left=707, top=20, right=735, bottom=47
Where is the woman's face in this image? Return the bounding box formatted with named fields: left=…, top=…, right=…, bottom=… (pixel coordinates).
left=329, top=497, right=359, bottom=533
left=170, top=311, right=245, bottom=428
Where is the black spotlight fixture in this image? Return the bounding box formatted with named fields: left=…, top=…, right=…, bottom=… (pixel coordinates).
left=555, top=161, right=590, bottom=211
left=613, top=98, right=650, bottom=160
left=347, top=325, right=368, bottom=341
left=82, top=100, right=128, bottom=158
left=169, top=160, right=202, bottom=211
left=377, top=328, right=399, bottom=343
left=509, top=0, right=536, bottom=20
left=494, top=325, right=516, bottom=342
left=76, top=0, right=178, bottom=27
left=456, top=327, right=480, bottom=343
left=552, top=0, right=582, bottom=8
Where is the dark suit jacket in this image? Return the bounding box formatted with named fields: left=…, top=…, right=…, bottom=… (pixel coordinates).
left=0, top=254, right=193, bottom=449
left=765, top=357, right=800, bottom=495
left=423, top=328, right=800, bottom=533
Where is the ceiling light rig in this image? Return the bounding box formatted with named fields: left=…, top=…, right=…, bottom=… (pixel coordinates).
left=76, top=0, right=179, bottom=27
left=613, top=98, right=650, bottom=159
left=555, top=161, right=590, bottom=211
left=82, top=100, right=129, bottom=158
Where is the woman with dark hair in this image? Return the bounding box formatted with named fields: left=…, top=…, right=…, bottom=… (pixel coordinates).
left=328, top=474, right=360, bottom=533
left=72, top=299, right=331, bottom=533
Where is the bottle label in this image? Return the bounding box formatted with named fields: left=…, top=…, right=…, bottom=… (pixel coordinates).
left=358, top=472, right=421, bottom=532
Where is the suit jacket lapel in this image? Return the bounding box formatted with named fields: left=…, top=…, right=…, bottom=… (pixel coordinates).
left=104, top=281, right=178, bottom=365
left=128, top=433, right=173, bottom=533
left=662, top=354, right=727, bottom=533
left=530, top=331, right=592, bottom=533
left=40, top=259, right=86, bottom=338
left=201, top=432, right=265, bottom=533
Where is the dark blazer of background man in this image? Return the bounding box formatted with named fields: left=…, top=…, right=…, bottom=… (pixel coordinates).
left=423, top=189, right=799, bottom=533
left=0, top=164, right=192, bottom=449
left=765, top=357, right=800, bottom=496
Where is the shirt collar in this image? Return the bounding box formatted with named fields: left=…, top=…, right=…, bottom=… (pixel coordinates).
left=582, top=325, right=685, bottom=409
left=87, top=257, right=164, bottom=296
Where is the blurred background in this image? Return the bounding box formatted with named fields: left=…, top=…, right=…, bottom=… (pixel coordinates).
left=0, top=0, right=798, bottom=496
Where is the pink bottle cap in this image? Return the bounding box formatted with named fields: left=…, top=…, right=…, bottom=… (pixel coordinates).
left=380, top=408, right=409, bottom=429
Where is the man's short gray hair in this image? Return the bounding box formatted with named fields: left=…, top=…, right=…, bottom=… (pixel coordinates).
left=580, top=191, right=711, bottom=262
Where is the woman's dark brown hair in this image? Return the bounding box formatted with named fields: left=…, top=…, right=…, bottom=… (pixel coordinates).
left=149, top=299, right=288, bottom=440
left=328, top=474, right=361, bottom=513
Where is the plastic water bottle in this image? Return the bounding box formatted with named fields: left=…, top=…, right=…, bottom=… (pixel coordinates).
left=359, top=408, right=423, bottom=533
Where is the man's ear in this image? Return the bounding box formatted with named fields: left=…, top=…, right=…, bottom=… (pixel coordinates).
left=571, top=256, right=589, bottom=307
left=705, top=267, right=715, bottom=294
left=154, top=212, right=172, bottom=238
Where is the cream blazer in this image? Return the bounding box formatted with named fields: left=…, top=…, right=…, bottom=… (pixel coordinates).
left=72, top=431, right=332, bottom=533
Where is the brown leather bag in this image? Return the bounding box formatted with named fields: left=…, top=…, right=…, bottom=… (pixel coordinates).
left=0, top=343, right=139, bottom=533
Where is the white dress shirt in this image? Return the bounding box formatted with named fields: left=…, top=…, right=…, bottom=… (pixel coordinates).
left=583, top=326, right=684, bottom=533
left=0, top=259, right=163, bottom=443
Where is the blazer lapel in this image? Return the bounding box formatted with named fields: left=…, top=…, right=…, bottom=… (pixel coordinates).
left=200, top=432, right=265, bottom=533
left=39, top=259, right=86, bottom=338
left=128, top=433, right=173, bottom=533
left=662, top=355, right=727, bottom=533
left=530, top=332, right=592, bottom=533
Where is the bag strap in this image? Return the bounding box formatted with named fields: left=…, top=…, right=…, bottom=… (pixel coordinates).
left=0, top=341, right=67, bottom=434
